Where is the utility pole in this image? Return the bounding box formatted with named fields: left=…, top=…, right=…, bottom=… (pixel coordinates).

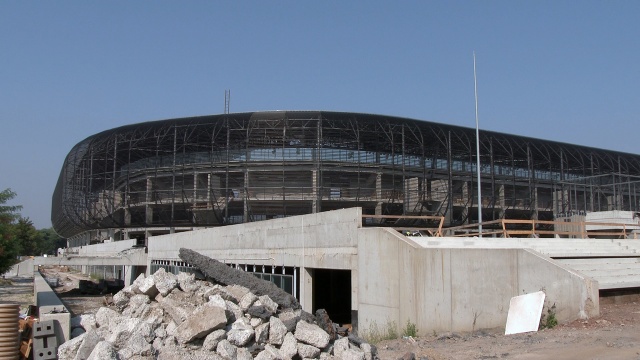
left=474, top=52, right=483, bottom=238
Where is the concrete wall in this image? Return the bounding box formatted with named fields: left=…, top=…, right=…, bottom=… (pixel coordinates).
left=4, top=258, right=34, bottom=277
left=76, top=239, right=137, bottom=255
left=34, top=272, right=71, bottom=344
left=148, top=208, right=362, bottom=313
left=357, top=227, right=599, bottom=334
left=146, top=207, right=599, bottom=335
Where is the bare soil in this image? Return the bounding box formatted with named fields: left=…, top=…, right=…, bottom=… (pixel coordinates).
left=377, top=298, right=640, bottom=360
left=3, top=267, right=640, bottom=359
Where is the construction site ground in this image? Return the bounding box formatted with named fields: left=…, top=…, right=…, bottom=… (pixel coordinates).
left=2, top=266, right=639, bottom=360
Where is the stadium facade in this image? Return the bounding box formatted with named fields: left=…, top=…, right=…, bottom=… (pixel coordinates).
left=53, top=111, right=640, bottom=245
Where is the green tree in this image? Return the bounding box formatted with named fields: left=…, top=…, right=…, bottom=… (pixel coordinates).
left=0, top=188, right=22, bottom=274
left=15, top=217, right=40, bottom=256
left=37, top=228, right=66, bottom=255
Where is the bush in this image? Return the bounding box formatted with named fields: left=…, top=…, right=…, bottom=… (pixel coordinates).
left=361, top=320, right=399, bottom=344
left=402, top=319, right=418, bottom=337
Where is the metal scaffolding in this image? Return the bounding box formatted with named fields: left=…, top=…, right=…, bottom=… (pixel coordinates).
left=52, top=111, right=640, bottom=243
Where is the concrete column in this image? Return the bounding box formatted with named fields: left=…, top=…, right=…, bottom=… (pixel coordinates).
left=312, top=170, right=319, bottom=213
left=301, top=267, right=314, bottom=314
left=244, top=170, right=249, bottom=222
left=375, top=172, right=382, bottom=215
left=498, top=184, right=506, bottom=218
left=207, top=174, right=212, bottom=209
left=553, top=189, right=568, bottom=214
left=461, top=181, right=470, bottom=223
left=532, top=187, right=539, bottom=220
left=145, top=177, right=153, bottom=225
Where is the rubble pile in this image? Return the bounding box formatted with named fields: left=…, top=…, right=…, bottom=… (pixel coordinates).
left=59, top=268, right=378, bottom=360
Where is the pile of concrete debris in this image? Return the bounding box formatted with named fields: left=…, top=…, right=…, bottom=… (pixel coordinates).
left=58, top=250, right=378, bottom=360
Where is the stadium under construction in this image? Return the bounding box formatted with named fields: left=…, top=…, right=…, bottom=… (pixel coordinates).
left=46, top=111, right=640, bottom=333
left=53, top=111, right=640, bottom=245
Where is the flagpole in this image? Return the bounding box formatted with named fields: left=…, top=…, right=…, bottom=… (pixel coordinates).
left=474, top=51, right=483, bottom=238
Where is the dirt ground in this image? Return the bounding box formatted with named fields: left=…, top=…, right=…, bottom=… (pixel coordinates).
left=2, top=266, right=640, bottom=360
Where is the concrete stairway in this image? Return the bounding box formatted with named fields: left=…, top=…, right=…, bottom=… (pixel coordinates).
left=411, top=236, right=640, bottom=290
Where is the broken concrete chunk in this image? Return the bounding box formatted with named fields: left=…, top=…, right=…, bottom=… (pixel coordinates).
left=216, top=339, right=238, bottom=359
left=153, top=267, right=179, bottom=296
left=294, top=320, right=330, bottom=349
left=259, top=295, right=279, bottom=314
left=156, top=289, right=196, bottom=325
left=278, top=308, right=300, bottom=332
left=202, top=329, right=227, bottom=351
left=280, top=332, right=298, bottom=359
left=341, top=348, right=366, bottom=360
left=227, top=318, right=255, bottom=346
left=333, top=337, right=349, bottom=358
left=298, top=342, right=321, bottom=358
left=87, top=341, right=119, bottom=360
left=255, top=344, right=289, bottom=360
left=254, top=322, right=270, bottom=344
left=95, top=307, right=121, bottom=330
left=226, top=284, right=251, bottom=304
left=175, top=303, right=227, bottom=343
left=239, top=291, right=258, bottom=311
left=57, top=332, right=85, bottom=360
left=237, top=347, right=254, bottom=360
left=268, top=316, right=288, bottom=346
left=138, top=275, right=159, bottom=299
left=176, top=271, right=199, bottom=293
left=73, top=328, right=104, bottom=360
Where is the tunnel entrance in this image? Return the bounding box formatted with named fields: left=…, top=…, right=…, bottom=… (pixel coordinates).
left=312, top=269, right=352, bottom=325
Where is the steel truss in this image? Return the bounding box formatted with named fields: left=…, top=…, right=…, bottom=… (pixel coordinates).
left=52, top=111, right=640, bottom=241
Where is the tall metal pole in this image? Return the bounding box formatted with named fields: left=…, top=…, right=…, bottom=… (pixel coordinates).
left=474, top=51, right=483, bottom=237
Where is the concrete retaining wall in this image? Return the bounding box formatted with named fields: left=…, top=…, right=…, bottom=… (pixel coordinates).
left=34, top=271, right=70, bottom=344
left=148, top=208, right=362, bottom=312
left=146, top=207, right=600, bottom=334
left=357, top=228, right=599, bottom=334
left=76, top=239, right=137, bottom=255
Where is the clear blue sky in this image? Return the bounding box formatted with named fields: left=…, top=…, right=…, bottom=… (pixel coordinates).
left=1, top=1, right=638, bottom=230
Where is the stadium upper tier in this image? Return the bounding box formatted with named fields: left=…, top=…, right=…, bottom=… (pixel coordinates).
left=52, top=111, right=640, bottom=239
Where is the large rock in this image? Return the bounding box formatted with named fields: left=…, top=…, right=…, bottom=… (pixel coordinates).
left=57, top=332, right=85, bottom=360
left=176, top=272, right=199, bottom=293
left=237, top=347, right=254, bottom=360
left=73, top=328, right=103, bottom=360
left=280, top=332, right=298, bottom=359
left=87, top=341, right=119, bottom=360
left=138, top=275, right=159, bottom=299
left=254, top=322, right=270, bottom=344
left=254, top=344, right=288, bottom=360
left=112, top=290, right=131, bottom=310
left=227, top=318, right=255, bottom=346
left=294, top=320, right=330, bottom=349
left=341, top=348, right=366, bottom=360
left=70, top=313, right=96, bottom=331
left=216, top=339, right=238, bottom=359
left=298, top=342, right=321, bottom=358
left=153, top=267, right=179, bottom=296
left=239, top=292, right=258, bottom=311
left=278, top=309, right=300, bottom=332
left=268, top=316, right=288, bottom=346
left=316, top=309, right=336, bottom=341
left=156, top=289, right=196, bottom=325
left=259, top=295, right=279, bottom=314
left=202, top=329, right=227, bottom=351
left=122, top=294, right=151, bottom=318
left=95, top=307, right=122, bottom=330
left=333, top=337, right=350, bottom=358
left=175, top=304, right=227, bottom=343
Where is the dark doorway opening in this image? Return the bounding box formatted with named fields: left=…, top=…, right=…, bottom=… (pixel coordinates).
left=312, top=269, right=352, bottom=325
